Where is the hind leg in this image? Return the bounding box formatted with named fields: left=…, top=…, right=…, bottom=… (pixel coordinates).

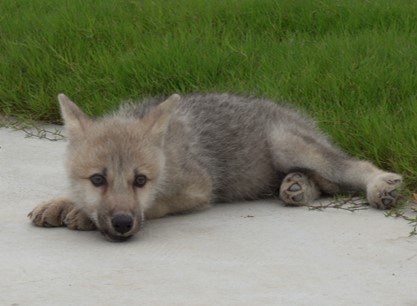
left=317, top=160, right=402, bottom=209
left=269, top=127, right=402, bottom=209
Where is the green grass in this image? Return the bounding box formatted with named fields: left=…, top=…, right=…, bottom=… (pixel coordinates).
left=0, top=0, right=416, bottom=191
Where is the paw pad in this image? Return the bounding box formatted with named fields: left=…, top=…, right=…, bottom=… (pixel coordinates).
left=288, top=183, right=301, bottom=192
left=367, top=173, right=402, bottom=209
left=279, top=172, right=320, bottom=206
left=381, top=198, right=393, bottom=206
left=291, top=193, right=304, bottom=202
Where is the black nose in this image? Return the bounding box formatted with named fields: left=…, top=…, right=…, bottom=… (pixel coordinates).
left=111, top=215, right=133, bottom=234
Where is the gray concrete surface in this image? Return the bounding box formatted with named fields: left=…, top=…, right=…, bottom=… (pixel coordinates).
left=1, top=127, right=416, bottom=306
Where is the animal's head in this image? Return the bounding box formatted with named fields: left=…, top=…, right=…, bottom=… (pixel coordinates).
left=58, top=93, right=180, bottom=241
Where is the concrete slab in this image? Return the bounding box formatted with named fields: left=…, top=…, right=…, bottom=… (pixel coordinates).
left=1, top=127, right=416, bottom=306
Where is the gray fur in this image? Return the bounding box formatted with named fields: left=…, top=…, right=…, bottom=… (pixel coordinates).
left=120, top=93, right=350, bottom=201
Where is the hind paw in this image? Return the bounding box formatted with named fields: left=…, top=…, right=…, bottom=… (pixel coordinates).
left=279, top=172, right=320, bottom=205
left=367, top=173, right=402, bottom=209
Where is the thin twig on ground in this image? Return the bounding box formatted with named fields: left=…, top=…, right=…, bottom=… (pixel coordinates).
left=304, top=196, right=369, bottom=212
left=1, top=117, right=65, bottom=142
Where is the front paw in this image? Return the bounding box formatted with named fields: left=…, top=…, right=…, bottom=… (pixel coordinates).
left=28, top=197, right=74, bottom=227
left=367, top=173, right=402, bottom=209
left=28, top=198, right=95, bottom=230
left=63, top=208, right=95, bottom=230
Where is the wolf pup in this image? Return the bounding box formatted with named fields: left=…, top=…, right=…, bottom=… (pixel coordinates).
left=28, top=93, right=402, bottom=241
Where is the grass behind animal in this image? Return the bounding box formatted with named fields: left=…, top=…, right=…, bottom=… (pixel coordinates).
left=1, top=0, right=416, bottom=191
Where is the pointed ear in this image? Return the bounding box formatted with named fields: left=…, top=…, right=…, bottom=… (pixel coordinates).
left=143, top=94, right=180, bottom=144
left=58, top=93, right=91, bottom=139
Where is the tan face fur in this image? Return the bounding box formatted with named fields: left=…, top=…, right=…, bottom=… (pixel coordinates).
left=59, top=94, right=178, bottom=241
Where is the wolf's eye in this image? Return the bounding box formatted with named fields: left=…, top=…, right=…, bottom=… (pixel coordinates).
left=133, top=174, right=147, bottom=188
left=90, top=174, right=106, bottom=187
